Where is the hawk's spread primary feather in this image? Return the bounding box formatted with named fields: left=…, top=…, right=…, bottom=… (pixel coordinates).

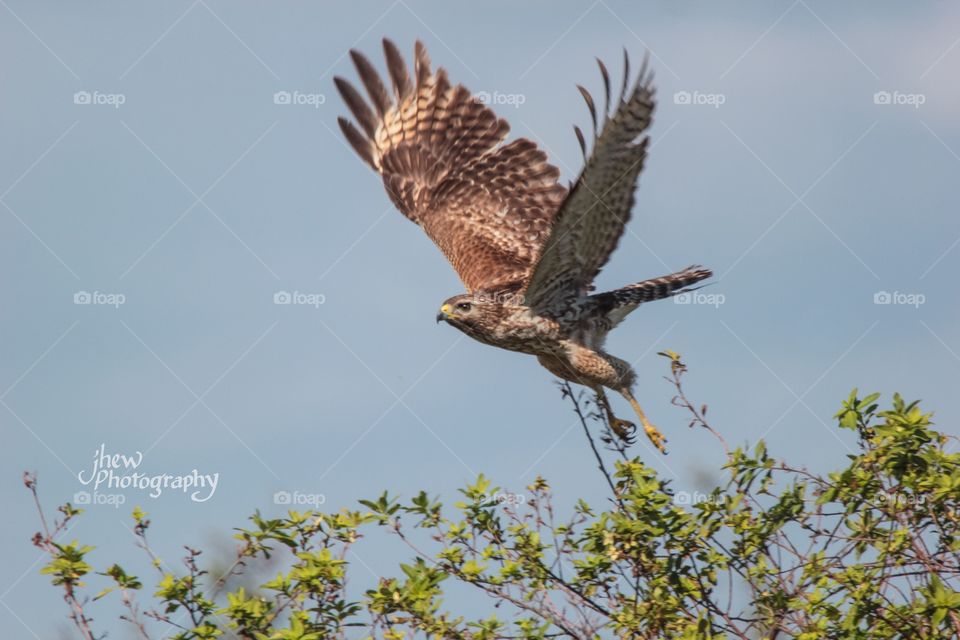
left=336, top=41, right=566, bottom=294
left=335, top=39, right=712, bottom=453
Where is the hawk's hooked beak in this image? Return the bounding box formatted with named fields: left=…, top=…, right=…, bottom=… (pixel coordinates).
left=436, top=303, right=452, bottom=324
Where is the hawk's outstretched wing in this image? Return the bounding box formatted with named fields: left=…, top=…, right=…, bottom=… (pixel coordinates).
left=522, top=53, right=656, bottom=316
left=336, top=39, right=567, bottom=293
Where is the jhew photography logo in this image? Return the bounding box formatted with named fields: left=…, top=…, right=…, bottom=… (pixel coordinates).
left=474, top=91, right=526, bottom=108
left=73, top=90, right=126, bottom=109
left=77, top=443, right=219, bottom=503
left=274, top=290, right=325, bottom=307
left=273, top=90, right=326, bottom=108
left=674, top=291, right=725, bottom=308
left=74, top=291, right=125, bottom=308
left=874, top=290, right=925, bottom=308
left=273, top=490, right=325, bottom=506
left=673, top=90, right=725, bottom=109
left=873, top=90, right=925, bottom=109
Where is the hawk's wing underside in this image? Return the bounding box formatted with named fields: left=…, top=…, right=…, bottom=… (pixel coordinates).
left=336, top=39, right=567, bottom=293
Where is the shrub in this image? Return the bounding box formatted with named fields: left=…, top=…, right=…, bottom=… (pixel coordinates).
left=27, top=355, right=960, bottom=639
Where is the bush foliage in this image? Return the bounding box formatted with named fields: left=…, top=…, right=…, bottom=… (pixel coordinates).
left=28, top=355, right=960, bottom=639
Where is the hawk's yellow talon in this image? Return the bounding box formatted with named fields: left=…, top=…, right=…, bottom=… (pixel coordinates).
left=641, top=421, right=668, bottom=454
left=622, top=389, right=668, bottom=455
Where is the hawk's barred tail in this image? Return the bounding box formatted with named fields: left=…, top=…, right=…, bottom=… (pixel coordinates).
left=617, top=265, right=713, bottom=304
left=589, top=265, right=713, bottom=320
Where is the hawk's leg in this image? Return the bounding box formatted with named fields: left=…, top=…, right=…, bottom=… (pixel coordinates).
left=595, top=387, right=637, bottom=445
left=619, top=388, right=667, bottom=454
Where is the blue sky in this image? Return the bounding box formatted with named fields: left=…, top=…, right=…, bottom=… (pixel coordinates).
left=2, top=1, right=959, bottom=637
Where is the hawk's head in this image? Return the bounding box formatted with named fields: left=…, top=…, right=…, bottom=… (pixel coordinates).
left=436, top=293, right=506, bottom=341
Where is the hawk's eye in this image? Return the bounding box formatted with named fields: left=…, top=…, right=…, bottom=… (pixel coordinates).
left=456, top=302, right=472, bottom=312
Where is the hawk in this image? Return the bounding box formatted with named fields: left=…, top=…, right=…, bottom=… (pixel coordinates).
left=335, top=39, right=711, bottom=453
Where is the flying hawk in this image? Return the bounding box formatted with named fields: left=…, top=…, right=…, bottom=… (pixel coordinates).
left=335, top=39, right=711, bottom=453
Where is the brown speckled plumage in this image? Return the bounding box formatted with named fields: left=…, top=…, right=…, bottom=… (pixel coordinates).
left=336, top=39, right=712, bottom=452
